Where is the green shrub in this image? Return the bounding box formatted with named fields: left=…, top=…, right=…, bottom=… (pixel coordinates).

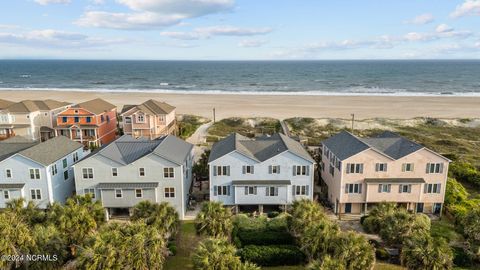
left=233, top=214, right=267, bottom=231
left=449, top=162, right=480, bottom=187
left=168, top=242, right=177, bottom=255
left=237, top=230, right=294, bottom=246
left=452, top=246, right=473, bottom=267
left=375, top=247, right=390, bottom=260
left=267, top=211, right=279, bottom=218
left=266, top=214, right=289, bottom=231
left=239, top=245, right=305, bottom=266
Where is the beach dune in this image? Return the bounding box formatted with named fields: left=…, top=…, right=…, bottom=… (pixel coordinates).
left=1, top=90, right=479, bottom=120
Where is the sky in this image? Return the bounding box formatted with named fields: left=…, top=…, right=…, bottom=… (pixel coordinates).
left=0, top=0, right=479, bottom=60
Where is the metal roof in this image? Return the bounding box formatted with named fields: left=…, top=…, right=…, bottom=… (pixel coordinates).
left=209, top=133, right=314, bottom=163
left=97, top=182, right=159, bottom=189
left=231, top=180, right=292, bottom=185
left=364, top=178, right=425, bottom=183
left=0, top=183, right=25, bottom=189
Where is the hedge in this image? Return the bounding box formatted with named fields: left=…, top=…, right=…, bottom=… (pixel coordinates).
left=237, top=230, right=295, bottom=246
left=239, top=245, right=305, bottom=266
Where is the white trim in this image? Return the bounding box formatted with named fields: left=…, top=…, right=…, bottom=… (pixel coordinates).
left=28, top=168, right=41, bottom=180
left=139, top=167, right=146, bottom=177
left=114, top=189, right=123, bottom=198
left=135, top=189, right=143, bottom=198
left=30, top=188, right=42, bottom=200
left=164, top=187, right=175, bottom=198
left=82, top=167, right=94, bottom=179
left=5, top=168, right=12, bottom=178
left=3, top=190, right=10, bottom=200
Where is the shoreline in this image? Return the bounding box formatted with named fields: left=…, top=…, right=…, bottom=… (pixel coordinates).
left=1, top=89, right=480, bottom=120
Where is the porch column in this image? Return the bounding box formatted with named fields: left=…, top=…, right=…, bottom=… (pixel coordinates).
left=259, top=205, right=263, bottom=214
left=364, top=203, right=368, bottom=215
left=105, top=208, right=110, bottom=222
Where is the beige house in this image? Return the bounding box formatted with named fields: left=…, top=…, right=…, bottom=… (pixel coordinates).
left=320, top=131, right=450, bottom=215
left=120, top=99, right=176, bottom=139
left=0, top=99, right=71, bottom=141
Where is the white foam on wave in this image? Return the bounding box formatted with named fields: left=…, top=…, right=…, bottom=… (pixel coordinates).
left=0, top=87, right=480, bottom=97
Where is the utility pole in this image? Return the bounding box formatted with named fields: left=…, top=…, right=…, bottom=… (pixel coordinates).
left=213, top=107, right=216, bottom=123
left=351, top=113, right=355, bottom=134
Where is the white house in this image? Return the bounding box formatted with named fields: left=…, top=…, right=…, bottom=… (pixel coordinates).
left=0, top=136, right=86, bottom=208
left=73, top=135, right=194, bottom=220
left=208, top=133, right=315, bottom=213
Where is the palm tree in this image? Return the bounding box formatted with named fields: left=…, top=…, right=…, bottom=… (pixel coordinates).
left=300, top=218, right=339, bottom=261
left=330, top=231, right=375, bottom=270
left=0, top=211, right=36, bottom=269
left=379, top=210, right=430, bottom=246
left=72, top=194, right=106, bottom=225
left=28, top=224, right=68, bottom=270
left=401, top=234, right=453, bottom=270
left=195, top=201, right=233, bottom=238
left=132, top=201, right=179, bottom=237
left=308, top=255, right=346, bottom=270
left=288, top=199, right=326, bottom=237
left=362, top=202, right=397, bottom=233
left=462, top=208, right=480, bottom=259
left=192, top=237, right=258, bottom=270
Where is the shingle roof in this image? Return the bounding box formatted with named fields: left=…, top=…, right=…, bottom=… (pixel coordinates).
left=89, top=135, right=192, bottom=165
left=0, top=99, right=14, bottom=110
left=0, top=137, right=39, bottom=162
left=322, top=130, right=435, bottom=161
left=209, top=133, right=314, bottom=163
left=17, top=136, right=83, bottom=166
left=4, top=99, right=71, bottom=113
left=76, top=98, right=116, bottom=114
left=121, top=99, right=175, bottom=115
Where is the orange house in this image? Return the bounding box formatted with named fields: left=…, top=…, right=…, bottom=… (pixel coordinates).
left=55, top=98, right=117, bottom=148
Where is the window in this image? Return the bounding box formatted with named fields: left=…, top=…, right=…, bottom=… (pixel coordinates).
left=74, top=117, right=79, bottom=123
left=139, top=168, right=145, bottom=176
left=51, top=164, right=58, bottom=176
left=164, top=187, right=175, bottom=198
left=135, top=189, right=143, bottom=198
left=106, top=116, right=110, bottom=123
left=62, top=158, right=68, bottom=168
left=378, top=184, right=391, bottom=193
left=73, top=152, right=79, bottom=162
left=345, top=183, right=363, bottom=194
left=424, top=183, right=442, bottom=194
left=82, top=168, right=94, bottom=179
left=375, top=163, right=388, bottom=172
left=402, top=163, right=414, bottom=172
left=245, top=186, right=257, bottom=195
left=242, top=165, right=254, bottom=174
left=268, top=165, right=280, bottom=174
left=426, top=163, right=444, bottom=174
left=213, top=166, right=230, bottom=176
left=266, top=186, right=279, bottom=196
left=329, top=164, right=335, bottom=177
left=293, top=185, right=309, bottom=196
left=30, top=189, right=42, bottom=200
left=3, top=190, right=9, bottom=200
left=29, top=169, right=40, bottom=180
left=62, top=116, right=67, bottom=123
left=214, top=185, right=230, bottom=196
left=63, top=170, right=69, bottom=180
left=74, top=110, right=79, bottom=114
left=115, top=189, right=123, bottom=198
left=137, top=114, right=145, bottom=123
left=84, top=188, right=95, bottom=199
left=293, top=165, right=309, bottom=176
left=164, top=167, right=174, bottom=178
left=112, top=168, right=118, bottom=177
left=125, top=117, right=132, bottom=124
left=101, top=115, right=105, bottom=122
left=5, top=169, right=12, bottom=178
left=86, top=117, right=91, bottom=123
left=399, top=184, right=412, bottom=193
left=346, top=163, right=364, bottom=174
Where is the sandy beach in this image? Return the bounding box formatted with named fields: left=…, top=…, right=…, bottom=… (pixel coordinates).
left=1, top=89, right=479, bottom=120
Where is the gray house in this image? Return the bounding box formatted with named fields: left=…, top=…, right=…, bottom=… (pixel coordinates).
left=73, top=135, right=194, bottom=219
left=0, top=136, right=86, bottom=208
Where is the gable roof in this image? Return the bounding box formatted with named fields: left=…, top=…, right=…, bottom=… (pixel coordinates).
left=121, top=99, right=175, bottom=115
left=0, top=136, right=82, bottom=165
left=322, top=130, right=446, bottom=161
left=209, top=133, right=314, bottom=163
left=0, top=99, right=14, bottom=110
left=75, top=98, right=116, bottom=114
left=17, top=136, right=83, bottom=166
left=4, top=99, right=71, bottom=113
left=0, top=136, right=39, bottom=162
left=86, top=135, right=192, bottom=166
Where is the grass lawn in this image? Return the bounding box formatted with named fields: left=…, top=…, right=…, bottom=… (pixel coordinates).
left=164, top=221, right=202, bottom=270
left=263, top=266, right=305, bottom=270
left=373, top=262, right=406, bottom=270
left=430, top=217, right=463, bottom=244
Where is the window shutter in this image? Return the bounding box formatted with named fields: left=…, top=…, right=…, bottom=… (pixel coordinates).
left=275, top=187, right=278, bottom=196
left=408, top=185, right=412, bottom=193
left=245, top=187, right=248, bottom=195
left=360, top=164, right=364, bottom=174
left=387, top=184, right=391, bottom=193
left=401, top=164, right=405, bottom=172
left=293, top=165, right=297, bottom=176
left=424, top=184, right=428, bottom=193
left=375, top=163, right=379, bottom=172
left=277, top=165, right=280, bottom=173
left=242, top=166, right=246, bottom=174
left=359, top=184, right=362, bottom=194
left=378, top=184, right=382, bottom=193
left=439, top=163, right=444, bottom=173
left=292, top=185, right=296, bottom=196
left=226, top=166, right=230, bottom=176
left=227, top=186, right=231, bottom=196
left=411, top=164, right=415, bottom=171
left=214, top=185, right=218, bottom=196
left=437, top=184, right=441, bottom=194
left=213, top=166, right=217, bottom=176
left=306, top=166, right=310, bottom=176
left=306, top=185, right=310, bottom=196
left=399, top=185, right=403, bottom=193
left=254, top=186, right=257, bottom=195
left=251, top=166, right=254, bottom=174
left=346, top=163, right=351, bottom=174
left=385, top=163, right=388, bottom=171
left=426, top=163, right=430, bottom=174
left=268, top=165, right=272, bottom=174
left=266, top=187, right=269, bottom=196
left=345, top=184, right=350, bottom=194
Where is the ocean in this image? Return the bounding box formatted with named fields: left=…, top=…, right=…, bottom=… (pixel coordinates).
left=0, top=60, right=479, bottom=96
